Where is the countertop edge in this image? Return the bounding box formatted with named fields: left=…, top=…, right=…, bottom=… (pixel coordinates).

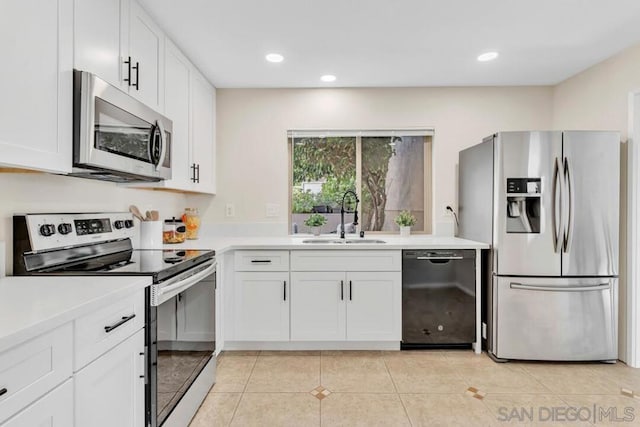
left=0, top=276, right=151, bottom=353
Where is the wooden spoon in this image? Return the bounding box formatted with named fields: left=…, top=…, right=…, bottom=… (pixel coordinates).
left=150, top=210, right=160, bottom=221
left=129, top=205, right=145, bottom=222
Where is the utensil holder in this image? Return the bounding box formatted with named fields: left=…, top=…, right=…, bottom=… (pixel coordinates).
left=140, top=221, right=163, bottom=249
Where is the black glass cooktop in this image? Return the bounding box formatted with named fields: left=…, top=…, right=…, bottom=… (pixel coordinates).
left=37, top=248, right=215, bottom=283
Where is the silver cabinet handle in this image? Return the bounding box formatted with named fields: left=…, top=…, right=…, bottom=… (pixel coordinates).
left=563, top=157, right=574, bottom=253
left=510, top=282, right=610, bottom=292
left=552, top=157, right=562, bottom=253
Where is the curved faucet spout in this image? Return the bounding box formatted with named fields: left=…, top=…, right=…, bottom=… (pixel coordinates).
left=340, top=190, right=360, bottom=239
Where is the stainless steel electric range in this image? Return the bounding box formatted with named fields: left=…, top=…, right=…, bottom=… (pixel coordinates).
left=13, top=212, right=217, bottom=427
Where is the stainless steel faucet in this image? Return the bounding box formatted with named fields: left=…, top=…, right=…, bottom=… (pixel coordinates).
left=340, top=190, right=359, bottom=239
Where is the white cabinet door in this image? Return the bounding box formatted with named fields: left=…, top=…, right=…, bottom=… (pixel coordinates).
left=191, top=71, right=216, bottom=194
left=177, top=278, right=216, bottom=342
left=74, top=0, right=125, bottom=88
left=75, top=329, right=145, bottom=427
left=162, top=38, right=193, bottom=190
left=234, top=272, right=289, bottom=341
left=3, top=380, right=73, bottom=427
left=291, top=272, right=346, bottom=341
left=0, top=0, right=72, bottom=173
left=128, top=0, right=164, bottom=111
left=346, top=272, right=401, bottom=341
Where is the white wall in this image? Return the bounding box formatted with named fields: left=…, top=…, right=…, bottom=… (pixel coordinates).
left=552, top=44, right=640, bottom=364
left=195, top=86, right=553, bottom=231
left=0, top=173, right=187, bottom=274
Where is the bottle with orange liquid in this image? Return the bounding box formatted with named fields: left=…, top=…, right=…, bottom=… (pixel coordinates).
left=182, top=208, right=201, bottom=239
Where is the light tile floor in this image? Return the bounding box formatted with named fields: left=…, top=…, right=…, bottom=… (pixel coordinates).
left=189, top=350, right=640, bottom=426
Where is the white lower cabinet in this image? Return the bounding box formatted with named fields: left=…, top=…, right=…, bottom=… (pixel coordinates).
left=234, top=272, right=289, bottom=341
left=290, top=271, right=401, bottom=342
left=346, top=272, right=401, bottom=340
left=2, top=380, right=73, bottom=427
left=291, top=272, right=346, bottom=341
left=74, top=329, right=145, bottom=427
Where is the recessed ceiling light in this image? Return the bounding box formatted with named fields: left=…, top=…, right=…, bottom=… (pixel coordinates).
left=320, top=74, right=336, bottom=82
left=265, top=53, right=284, bottom=63
left=477, top=51, right=499, bottom=62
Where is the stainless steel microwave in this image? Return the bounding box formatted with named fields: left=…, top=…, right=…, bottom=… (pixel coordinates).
left=71, top=70, right=172, bottom=183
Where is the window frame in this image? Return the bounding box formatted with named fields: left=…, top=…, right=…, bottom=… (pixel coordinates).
left=288, top=130, right=434, bottom=235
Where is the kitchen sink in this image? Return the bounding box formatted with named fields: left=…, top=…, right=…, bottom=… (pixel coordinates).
left=301, top=239, right=386, bottom=244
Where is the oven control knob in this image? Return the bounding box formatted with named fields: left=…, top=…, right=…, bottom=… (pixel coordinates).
left=39, top=224, right=56, bottom=237
left=124, top=219, right=134, bottom=229
left=57, top=223, right=72, bottom=235
left=114, top=220, right=125, bottom=230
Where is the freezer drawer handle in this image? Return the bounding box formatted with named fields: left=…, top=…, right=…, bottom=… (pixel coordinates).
left=416, top=256, right=463, bottom=260
left=510, top=283, right=610, bottom=292
left=104, top=314, right=136, bottom=333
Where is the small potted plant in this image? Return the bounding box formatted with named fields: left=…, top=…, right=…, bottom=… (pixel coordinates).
left=395, top=210, right=416, bottom=237
left=304, top=213, right=327, bottom=236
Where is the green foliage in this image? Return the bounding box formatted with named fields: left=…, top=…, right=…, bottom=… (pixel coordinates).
left=318, top=175, right=356, bottom=208
left=292, top=137, right=356, bottom=184
left=361, top=137, right=394, bottom=230
left=395, top=210, right=417, bottom=227
left=292, top=188, right=316, bottom=213
left=304, top=213, right=327, bottom=227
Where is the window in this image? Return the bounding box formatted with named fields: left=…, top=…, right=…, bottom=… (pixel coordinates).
left=289, top=130, right=433, bottom=234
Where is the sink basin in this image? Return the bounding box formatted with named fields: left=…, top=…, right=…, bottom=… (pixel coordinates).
left=301, top=239, right=386, bottom=244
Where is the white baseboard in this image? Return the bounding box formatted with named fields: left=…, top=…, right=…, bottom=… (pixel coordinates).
left=223, top=341, right=400, bottom=351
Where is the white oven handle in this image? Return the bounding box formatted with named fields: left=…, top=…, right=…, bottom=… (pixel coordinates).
left=151, top=260, right=216, bottom=306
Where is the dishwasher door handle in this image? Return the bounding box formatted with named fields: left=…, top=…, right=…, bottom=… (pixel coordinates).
left=416, top=256, right=463, bottom=260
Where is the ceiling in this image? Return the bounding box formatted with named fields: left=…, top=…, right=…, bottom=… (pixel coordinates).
left=139, top=0, right=640, bottom=88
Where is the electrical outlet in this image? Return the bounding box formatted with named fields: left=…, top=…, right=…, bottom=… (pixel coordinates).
left=225, top=203, right=235, bottom=217
left=265, top=203, right=280, bottom=218
left=442, top=203, right=453, bottom=217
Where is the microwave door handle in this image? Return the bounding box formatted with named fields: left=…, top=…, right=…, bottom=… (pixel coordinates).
left=155, top=120, right=167, bottom=170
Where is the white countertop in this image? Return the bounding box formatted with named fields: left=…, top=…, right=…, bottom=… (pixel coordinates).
left=0, top=275, right=151, bottom=352
left=163, top=234, right=489, bottom=253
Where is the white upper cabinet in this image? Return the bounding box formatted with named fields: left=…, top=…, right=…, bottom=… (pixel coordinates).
left=0, top=0, right=73, bottom=173
left=128, top=0, right=164, bottom=111
left=161, top=39, right=192, bottom=190
left=74, top=0, right=164, bottom=111
left=191, top=71, right=217, bottom=194
left=74, top=0, right=125, bottom=89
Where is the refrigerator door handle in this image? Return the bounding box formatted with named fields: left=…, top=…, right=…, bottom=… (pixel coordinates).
left=510, top=282, right=610, bottom=292
left=552, top=157, right=562, bottom=253
left=563, top=157, right=574, bottom=253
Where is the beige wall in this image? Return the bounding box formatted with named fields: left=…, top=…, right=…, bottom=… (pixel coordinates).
left=197, top=86, right=554, bottom=230
left=0, top=173, right=187, bottom=273
left=552, top=45, right=640, bottom=361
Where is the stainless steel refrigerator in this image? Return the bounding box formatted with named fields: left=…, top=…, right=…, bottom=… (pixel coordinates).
left=458, top=131, right=620, bottom=361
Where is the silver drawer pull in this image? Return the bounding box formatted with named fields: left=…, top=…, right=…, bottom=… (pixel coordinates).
left=416, top=256, right=463, bottom=260
left=104, top=314, right=136, bottom=333
left=510, top=283, right=610, bottom=292
left=251, top=260, right=272, bottom=264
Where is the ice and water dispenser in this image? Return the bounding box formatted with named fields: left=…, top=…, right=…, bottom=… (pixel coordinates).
left=506, top=178, right=541, bottom=233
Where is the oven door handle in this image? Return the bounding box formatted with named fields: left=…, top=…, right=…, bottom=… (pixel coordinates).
left=151, top=260, right=216, bottom=306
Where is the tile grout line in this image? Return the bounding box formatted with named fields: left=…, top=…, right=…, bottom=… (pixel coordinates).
left=227, top=354, right=260, bottom=426
left=382, top=356, right=414, bottom=427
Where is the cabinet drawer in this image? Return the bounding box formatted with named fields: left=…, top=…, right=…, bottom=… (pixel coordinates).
left=74, top=289, right=145, bottom=371
left=291, top=250, right=401, bottom=272
left=2, top=379, right=73, bottom=427
left=234, top=251, right=290, bottom=271
left=0, top=323, right=72, bottom=424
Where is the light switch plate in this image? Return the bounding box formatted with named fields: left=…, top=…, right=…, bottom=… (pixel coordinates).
left=265, top=203, right=280, bottom=217
left=225, top=203, right=235, bottom=217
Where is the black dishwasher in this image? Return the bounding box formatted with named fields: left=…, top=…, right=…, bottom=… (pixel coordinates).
left=402, top=250, right=475, bottom=349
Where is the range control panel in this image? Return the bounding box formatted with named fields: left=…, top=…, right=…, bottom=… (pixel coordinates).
left=21, top=213, right=136, bottom=252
